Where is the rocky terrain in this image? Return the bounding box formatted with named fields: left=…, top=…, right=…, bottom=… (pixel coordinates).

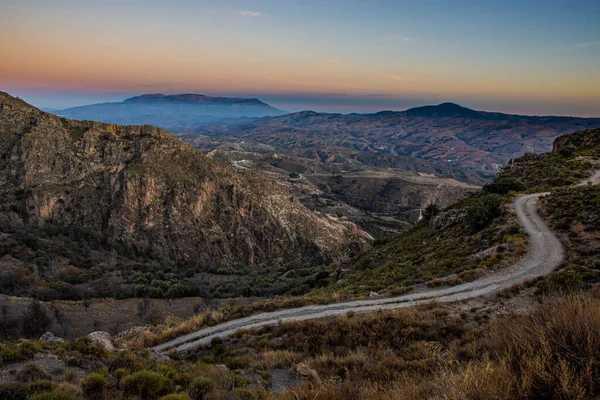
left=54, top=93, right=285, bottom=132
left=0, top=92, right=365, bottom=299
left=195, top=102, right=600, bottom=185
left=177, top=135, right=480, bottom=237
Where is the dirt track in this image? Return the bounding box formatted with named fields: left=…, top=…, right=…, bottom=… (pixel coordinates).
left=152, top=179, right=577, bottom=353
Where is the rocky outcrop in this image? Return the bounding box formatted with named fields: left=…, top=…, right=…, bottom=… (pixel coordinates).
left=0, top=92, right=364, bottom=272
left=87, top=331, right=116, bottom=352
left=39, top=332, right=64, bottom=343
left=430, top=209, right=468, bottom=231
left=552, top=128, right=600, bottom=153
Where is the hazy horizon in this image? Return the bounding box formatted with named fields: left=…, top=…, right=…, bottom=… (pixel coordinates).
left=4, top=90, right=599, bottom=118
left=2, top=0, right=599, bottom=117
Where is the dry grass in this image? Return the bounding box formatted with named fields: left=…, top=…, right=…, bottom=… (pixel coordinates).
left=253, top=350, right=304, bottom=370
left=432, top=290, right=600, bottom=399
left=211, top=291, right=600, bottom=399
left=123, top=292, right=352, bottom=348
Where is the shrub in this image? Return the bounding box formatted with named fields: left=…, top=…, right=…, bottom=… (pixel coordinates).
left=112, top=368, right=130, bottom=383
left=0, top=341, right=43, bottom=364
left=422, top=204, right=440, bottom=221
left=467, top=194, right=502, bottom=232
left=189, top=377, right=216, bottom=399
left=483, top=178, right=526, bottom=195
left=0, top=382, right=27, bottom=400
left=64, top=370, right=78, bottom=384
left=107, top=350, right=148, bottom=372
left=121, top=370, right=173, bottom=399
left=27, top=381, right=56, bottom=395
left=26, top=390, right=78, bottom=400
left=160, top=394, right=192, bottom=400
left=21, top=301, right=52, bottom=338
left=70, top=337, right=107, bottom=359
left=16, top=364, right=49, bottom=383
left=80, top=373, right=106, bottom=399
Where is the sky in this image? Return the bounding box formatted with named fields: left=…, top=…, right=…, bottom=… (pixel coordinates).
left=1, top=0, right=599, bottom=116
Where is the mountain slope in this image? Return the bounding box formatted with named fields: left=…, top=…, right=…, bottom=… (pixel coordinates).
left=196, top=103, right=600, bottom=184
left=55, top=93, right=285, bottom=132
left=0, top=92, right=363, bottom=285
left=333, top=128, right=600, bottom=295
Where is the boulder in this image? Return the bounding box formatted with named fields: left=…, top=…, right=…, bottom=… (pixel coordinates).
left=295, top=363, right=321, bottom=386
left=150, top=350, right=170, bottom=363
left=87, top=331, right=116, bottom=352
left=39, top=332, right=64, bottom=344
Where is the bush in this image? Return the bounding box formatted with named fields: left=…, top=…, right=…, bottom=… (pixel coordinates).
left=112, top=368, right=130, bottom=383
left=121, top=370, right=173, bottom=399
left=70, top=337, right=107, bottom=359
left=26, top=391, right=78, bottom=400
left=27, top=381, right=56, bottom=395
left=467, top=194, right=502, bottom=232
left=21, top=301, right=52, bottom=338
left=160, top=394, right=192, bottom=400
left=483, top=178, right=526, bottom=195
left=0, top=341, right=43, bottom=364
left=422, top=204, right=440, bottom=221
left=80, top=373, right=106, bottom=399
left=16, top=364, right=49, bottom=383
left=0, top=382, right=27, bottom=400
left=189, top=377, right=216, bottom=399
left=64, top=370, right=78, bottom=384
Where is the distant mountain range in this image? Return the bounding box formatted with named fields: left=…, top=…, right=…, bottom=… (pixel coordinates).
left=52, top=93, right=285, bottom=132
left=48, top=95, right=600, bottom=185
left=194, top=102, right=600, bottom=184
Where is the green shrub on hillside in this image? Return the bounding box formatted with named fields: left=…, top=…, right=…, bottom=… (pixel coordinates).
left=121, top=370, right=174, bottom=399
left=467, top=194, right=502, bottom=232
left=80, top=373, right=106, bottom=399
left=27, top=391, right=78, bottom=400
left=482, top=178, right=526, bottom=195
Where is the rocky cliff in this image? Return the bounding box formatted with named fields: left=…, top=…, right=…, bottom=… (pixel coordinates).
left=0, top=92, right=363, bottom=272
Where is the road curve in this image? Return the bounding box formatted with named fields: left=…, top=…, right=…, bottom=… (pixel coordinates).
left=152, top=191, right=565, bottom=354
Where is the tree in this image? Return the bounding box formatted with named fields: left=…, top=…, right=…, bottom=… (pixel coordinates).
left=423, top=204, right=440, bottom=221
left=82, top=297, right=92, bottom=312
left=136, top=297, right=153, bottom=321
left=22, top=300, right=52, bottom=338
left=467, top=194, right=503, bottom=232
left=51, top=302, right=71, bottom=337
left=483, top=178, right=526, bottom=195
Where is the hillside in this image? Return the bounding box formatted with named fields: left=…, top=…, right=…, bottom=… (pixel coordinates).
left=0, top=127, right=598, bottom=400
left=195, top=103, right=600, bottom=184
left=54, top=93, right=285, bottom=132
left=0, top=92, right=364, bottom=300
left=334, top=128, right=600, bottom=295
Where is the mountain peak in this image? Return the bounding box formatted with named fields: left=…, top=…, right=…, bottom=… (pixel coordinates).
left=55, top=93, right=284, bottom=131
left=123, top=93, right=270, bottom=107
left=405, top=102, right=481, bottom=118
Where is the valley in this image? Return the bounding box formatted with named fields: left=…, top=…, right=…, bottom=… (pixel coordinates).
left=3, top=1, right=600, bottom=398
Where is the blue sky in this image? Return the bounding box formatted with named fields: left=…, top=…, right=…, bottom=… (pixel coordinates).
left=1, top=0, right=599, bottom=115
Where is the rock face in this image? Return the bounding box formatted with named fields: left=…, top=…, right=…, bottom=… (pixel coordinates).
left=0, top=92, right=363, bottom=272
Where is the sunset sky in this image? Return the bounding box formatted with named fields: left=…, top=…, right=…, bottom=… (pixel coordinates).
left=1, top=0, right=599, bottom=116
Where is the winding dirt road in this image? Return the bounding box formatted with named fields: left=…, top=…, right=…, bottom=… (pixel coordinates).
left=153, top=174, right=600, bottom=354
